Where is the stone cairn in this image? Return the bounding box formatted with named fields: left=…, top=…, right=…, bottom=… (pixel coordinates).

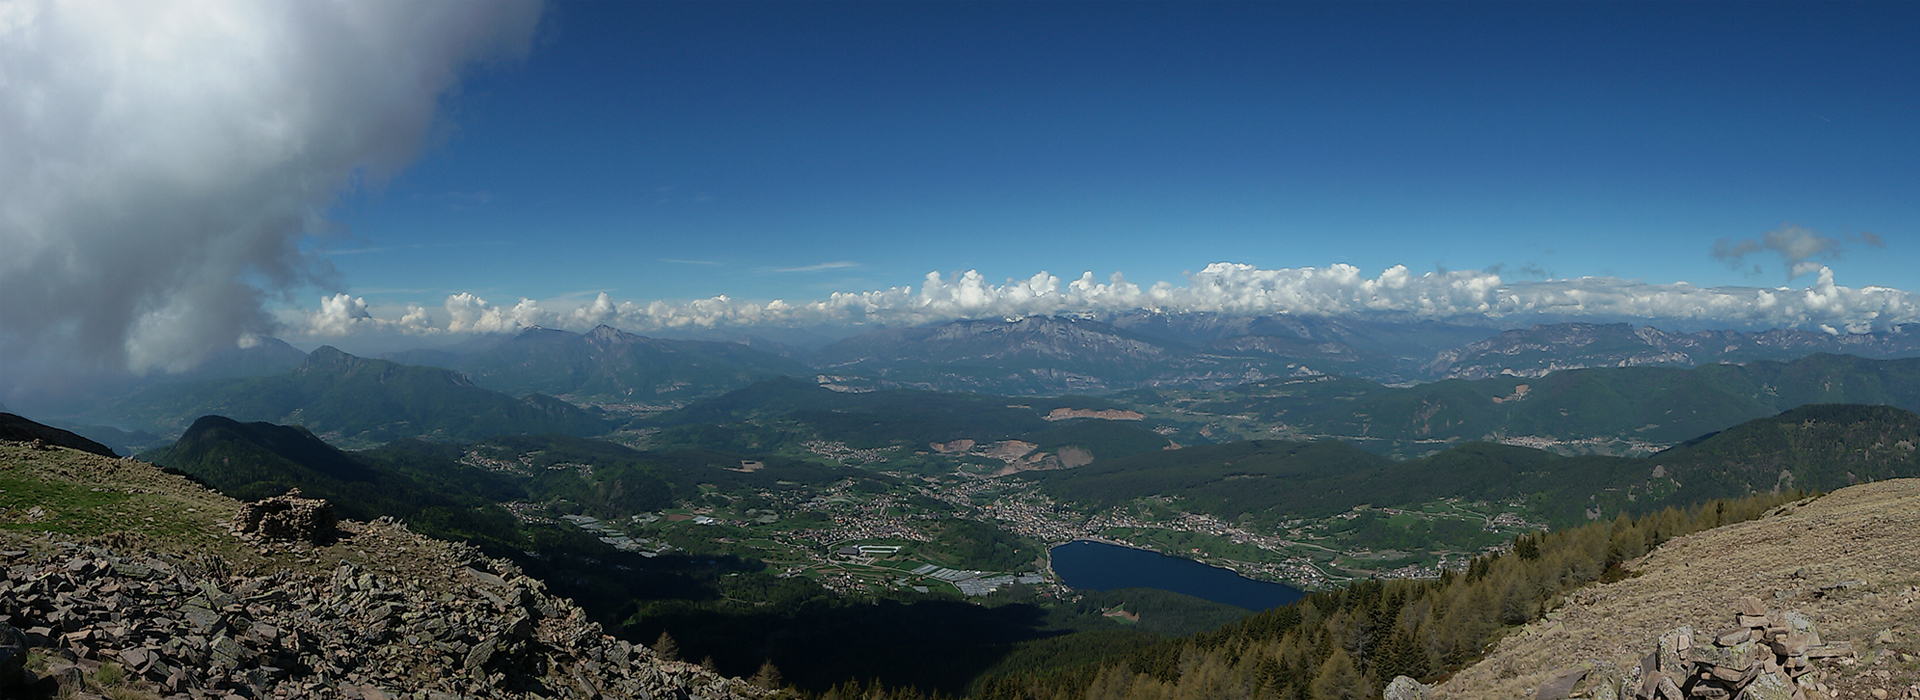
left=232, top=488, right=336, bottom=544
left=1384, top=596, right=1859, bottom=700
left=1619, top=595, right=1856, bottom=700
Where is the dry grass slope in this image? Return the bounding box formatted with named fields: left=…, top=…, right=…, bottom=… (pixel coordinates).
left=1435, top=479, right=1920, bottom=700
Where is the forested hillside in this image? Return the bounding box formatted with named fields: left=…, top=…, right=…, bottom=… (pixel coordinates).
left=1031, top=404, right=1920, bottom=530
left=833, top=491, right=1801, bottom=700
left=1121, top=353, right=1920, bottom=457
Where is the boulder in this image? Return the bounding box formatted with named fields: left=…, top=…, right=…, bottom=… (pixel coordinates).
left=1383, top=675, right=1429, bottom=700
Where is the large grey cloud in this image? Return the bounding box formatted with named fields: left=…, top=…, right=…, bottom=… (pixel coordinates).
left=1712, top=224, right=1887, bottom=280
left=307, top=262, right=1920, bottom=341
left=0, top=0, right=541, bottom=377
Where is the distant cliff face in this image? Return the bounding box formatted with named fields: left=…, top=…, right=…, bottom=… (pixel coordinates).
left=0, top=436, right=767, bottom=699
left=1430, top=478, right=1920, bottom=700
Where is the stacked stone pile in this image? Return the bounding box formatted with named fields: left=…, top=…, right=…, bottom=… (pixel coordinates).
left=1619, top=596, right=1856, bottom=700
left=232, top=489, right=337, bottom=545
left=1386, top=597, right=1863, bottom=700
left=0, top=523, right=767, bottom=699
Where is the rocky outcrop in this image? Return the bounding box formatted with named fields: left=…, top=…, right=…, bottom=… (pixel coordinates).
left=1383, top=674, right=1429, bottom=700
left=0, top=523, right=767, bottom=700
left=233, top=488, right=337, bottom=544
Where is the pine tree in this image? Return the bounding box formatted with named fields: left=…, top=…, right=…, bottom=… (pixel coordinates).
left=1371, top=628, right=1429, bottom=683
left=1309, top=647, right=1370, bottom=700
left=751, top=659, right=785, bottom=690
left=652, top=630, right=680, bottom=662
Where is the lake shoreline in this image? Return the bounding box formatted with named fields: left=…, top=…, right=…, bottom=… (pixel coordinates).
left=1048, top=540, right=1305, bottom=611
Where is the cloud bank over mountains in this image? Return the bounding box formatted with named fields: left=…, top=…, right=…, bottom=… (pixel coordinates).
left=2, top=1, right=1910, bottom=380
left=0, top=0, right=541, bottom=374
left=301, top=262, right=1920, bottom=342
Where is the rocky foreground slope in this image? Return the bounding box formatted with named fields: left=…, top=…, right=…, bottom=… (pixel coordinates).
left=0, top=437, right=767, bottom=699
left=1431, top=479, right=1920, bottom=700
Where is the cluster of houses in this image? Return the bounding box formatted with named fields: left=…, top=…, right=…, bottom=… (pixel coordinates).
left=558, top=513, right=673, bottom=556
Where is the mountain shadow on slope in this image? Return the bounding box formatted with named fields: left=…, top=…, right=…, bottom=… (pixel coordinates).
left=89, top=346, right=610, bottom=445
left=136, top=416, right=523, bottom=543
left=0, top=412, right=119, bottom=457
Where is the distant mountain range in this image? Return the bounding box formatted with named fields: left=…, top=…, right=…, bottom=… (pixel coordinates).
left=809, top=316, right=1301, bottom=395
left=39, top=315, right=1920, bottom=451
left=384, top=324, right=811, bottom=406
left=718, top=315, right=1920, bottom=395
left=1108, top=312, right=1502, bottom=382
left=1429, top=322, right=1920, bottom=380
left=159, top=316, right=1917, bottom=404
left=84, top=346, right=608, bottom=446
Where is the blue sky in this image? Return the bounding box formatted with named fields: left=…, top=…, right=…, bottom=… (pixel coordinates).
left=3, top=0, right=1918, bottom=378
left=325, top=1, right=1918, bottom=310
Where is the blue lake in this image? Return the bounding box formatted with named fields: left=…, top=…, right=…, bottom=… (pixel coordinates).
left=1049, top=540, right=1305, bottom=611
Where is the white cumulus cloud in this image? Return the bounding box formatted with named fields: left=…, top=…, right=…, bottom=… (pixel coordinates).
left=0, top=0, right=542, bottom=376
left=305, top=294, right=435, bottom=337
left=445, top=292, right=556, bottom=334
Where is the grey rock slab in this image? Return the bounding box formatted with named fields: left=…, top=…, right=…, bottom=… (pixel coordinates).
left=1735, top=671, right=1795, bottom=700
left=1535, top=666, right=1587, bottom=700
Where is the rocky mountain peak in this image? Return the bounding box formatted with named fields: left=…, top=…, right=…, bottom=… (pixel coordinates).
left=296, top=345, right=366, bottom=375
left=586, top=324, right=632, bottom=343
